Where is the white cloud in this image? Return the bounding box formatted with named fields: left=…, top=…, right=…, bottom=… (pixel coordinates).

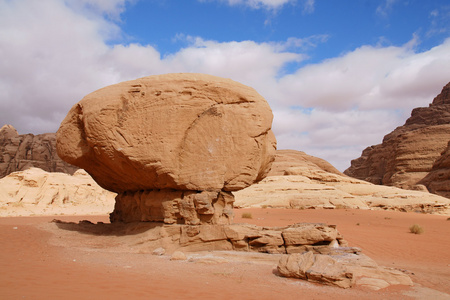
left=65, top=0, right=133, bottom=20
left=1, top=0, right=450, bottom=172
left=199, top=0, right=296, bottom=10
left=376, top=0, right=398, bottom=17
left=302, top=0, right=314, bottom=14
left=427, top=5, right=450, bottom=37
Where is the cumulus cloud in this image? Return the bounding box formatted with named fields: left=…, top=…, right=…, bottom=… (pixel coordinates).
left=1, top=0, right=450, bottom=171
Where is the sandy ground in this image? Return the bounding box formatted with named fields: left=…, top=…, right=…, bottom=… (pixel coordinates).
left=1, top=208, right=449, bottom=300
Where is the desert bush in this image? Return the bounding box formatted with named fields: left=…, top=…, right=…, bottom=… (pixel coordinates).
left=334, top=204, right=347, bottom=209
left=409, top=224, right=424, bottom=234
left=241, top=212, right=253, bottom=219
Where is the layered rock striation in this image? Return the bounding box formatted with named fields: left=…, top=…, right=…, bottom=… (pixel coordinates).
left=344, top=82, right=450, bottom=193
left=0, top=125, right=78, bottom=178
left=419, top=140, right=450, bottom=198
left=57, top=73, right=276, bottom=224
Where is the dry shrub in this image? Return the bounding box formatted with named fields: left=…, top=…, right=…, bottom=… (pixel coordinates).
left=409, top=224, right=424, bottom=234
left=241, top=212, right=253, bottom=219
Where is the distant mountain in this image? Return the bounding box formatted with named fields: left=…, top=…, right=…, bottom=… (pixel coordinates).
left=0, top=124, right=78, bottom=178
left=345, top=82, right=450, bottom=198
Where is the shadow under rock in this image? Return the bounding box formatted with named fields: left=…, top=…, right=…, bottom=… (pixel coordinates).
left=51, top=219, right=165, bottom=237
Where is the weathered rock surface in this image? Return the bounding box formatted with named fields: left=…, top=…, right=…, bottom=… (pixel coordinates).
left=419, top=141, right=450, bottom=198
left=0, top=168, right=115, bottom=216
left=234, top=150, right=450, bottom=214
left=345, top=82, right=450, bottom=194
left=267, top=149, right=342, bottom=177
left=277, top=251, right=413, bottom=290
left=49, top=217, right=411, bottom=291
left=51, top=219, right=348, bottom=255
left=0, top=124, right=78, bottom=178
left=56, top=73, right=276, bottom=224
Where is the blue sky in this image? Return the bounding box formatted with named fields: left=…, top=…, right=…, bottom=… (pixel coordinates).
left=119, top=0, right=448, bottom=64
left=1, top=0, right=450, bottom=171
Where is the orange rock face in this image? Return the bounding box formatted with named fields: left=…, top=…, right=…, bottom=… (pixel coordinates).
left=419, top=141, right=450, bottom=198
left=345, top=82, right=450, bottom=194
left=57, top=73, right=276, bottom=224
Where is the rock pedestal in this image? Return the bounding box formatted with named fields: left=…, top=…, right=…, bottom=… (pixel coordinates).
left=56, top=73, right=276, bottom=224
left=110, top=190, right=235, bottom=225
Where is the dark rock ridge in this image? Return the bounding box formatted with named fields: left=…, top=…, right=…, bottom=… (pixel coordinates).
left=345, top=82, right=450, bottom=197
left=0, top=124, right=78, bottom=178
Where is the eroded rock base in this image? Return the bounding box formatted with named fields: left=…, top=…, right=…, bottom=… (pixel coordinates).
left=110, top=190, right=235, bottom=225
left=53, top=220, right=348, bottom=254
left=51, top=219, right=412, bottom=290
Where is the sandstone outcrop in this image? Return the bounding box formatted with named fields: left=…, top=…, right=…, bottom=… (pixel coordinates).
left=49, top=218, right=412, bottom=291
left=56, top=73, right=276, bottom=224
left=0, top=168, right=115, bottom=216
left=345, top=82, right=450, bottom=194
left=0, top=124, right=78, bottom=178
left=419, top=141, right=450, bottom=198
left=277, top=251, right=413, bottom=290
left=51, top=218, right=348, bottom=255
left=234, top=150, right=450, bottom=214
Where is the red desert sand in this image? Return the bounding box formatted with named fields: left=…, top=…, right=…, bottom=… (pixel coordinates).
left=1, top=208, right=449, bottom=299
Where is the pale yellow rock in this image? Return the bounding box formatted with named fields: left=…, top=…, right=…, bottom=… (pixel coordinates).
left=234, top=150, right=450, bottom=215
left=281, top=223, right=338, bottom=246
left=0, top=168, right=116, bottom=216
left=278, top=251, right=412, bottom=290
left=170, top=251, right=187, bottom=261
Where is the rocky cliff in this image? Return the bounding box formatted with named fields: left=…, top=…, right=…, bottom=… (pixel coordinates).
left=344, top=82, right=450, bottom=194
left=419, top=140, right=450, bottom=198
left=0, top=124, right=79, bottom=178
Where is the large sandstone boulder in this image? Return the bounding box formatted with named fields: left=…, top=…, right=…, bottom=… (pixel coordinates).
left=345, top=82, right=450, bottom=194
left=0, top=124, right=78, bottom=178
left=57, top=73, right=276, bottom=224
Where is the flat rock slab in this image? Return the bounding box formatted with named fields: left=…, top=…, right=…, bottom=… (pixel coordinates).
left=277, top=251, right=413, bottom=290
left=48, top=220, right=348, bottom=255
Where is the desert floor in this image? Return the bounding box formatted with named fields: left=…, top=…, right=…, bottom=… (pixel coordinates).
left=1, top=208, right=449, bottom=300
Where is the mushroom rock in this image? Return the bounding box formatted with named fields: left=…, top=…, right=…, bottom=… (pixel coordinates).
left=56, top=73, right=277, bottom=224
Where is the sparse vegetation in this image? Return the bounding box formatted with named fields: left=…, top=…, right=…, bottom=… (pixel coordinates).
left=261, top=205, right=268, bottom=209
left=241, top=212, right=253, bottom=219
left=334, top=204, right=346, bottom=209
left=409, top=224, right=424, bottom=234
left=356, top=223, right=360, bottom=226
left=447, top=217, right=450, bottom=221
